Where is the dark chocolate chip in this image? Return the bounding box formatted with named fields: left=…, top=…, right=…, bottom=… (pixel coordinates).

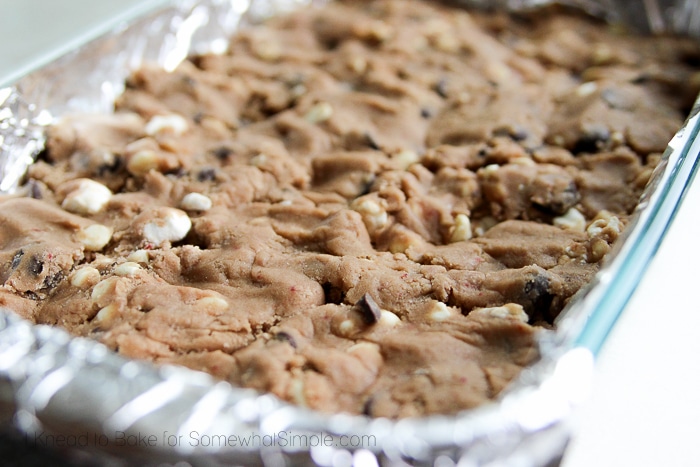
left=193, top=112, right=204, bottom=124
left=522, top=274, right=555, bottom=322
left=530, top=181, right=580, bottom=215
left=681, top=51, right=700, bottom=67
left=273, top=331, right=297, bottom=348
left=365, top=132, right=381, bottom=150
left=433, top=78, right=449, bottom=98
left=190, top=55, right=205, bottom=69
left=552, top=183, right=581, bottom=214
left=510, top=127, right=530, bottom=142
left=166, top=167, right=187, bottom=178
left=25, top=291, right=40, bottom=301
left=362, top=397, right=374, bottom=416
left=284, top=73, right=306, bottom=88
left=28, top=256, right=44, bottom=276
left=28, top=181, right=43, bottom=199
left=322, top=38, right=341, bottom=51
left=124, top=76, right=138, bottom=89
left=212, top=147, right=233, bottom=160
left=420, top=108, right=432, bottom=119
left=11, top=250, right=24, bottom=270
left=97, top=156, right=123, bottom=176
left=323, top=282, right=345, bottom=305
left=197, top=167, right=218, bottom=182
left=573, top=125, right=611, bottom=154
left=524, top=275, right=550, bottom=303
left=493, top=125, right=529, bottom=142
left=357, top=177, right=375, bottom=197
left=42, top=271, right=64, bottom=291
left=631, top=73, right=651, bottom=84
left=355, top=293, right=382, bottom=325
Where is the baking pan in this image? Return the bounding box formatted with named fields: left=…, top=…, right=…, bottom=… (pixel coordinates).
left=1, top=0, right=699, bottom=465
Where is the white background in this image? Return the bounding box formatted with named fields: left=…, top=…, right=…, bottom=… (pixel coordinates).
left=2, top=1, right=699, bottom=465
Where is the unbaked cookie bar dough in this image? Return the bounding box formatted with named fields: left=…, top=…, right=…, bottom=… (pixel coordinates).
left=2, top=0, right=699, bottom=418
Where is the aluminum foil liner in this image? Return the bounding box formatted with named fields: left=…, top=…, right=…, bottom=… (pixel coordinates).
left=1, top=0, right=700, bottom=465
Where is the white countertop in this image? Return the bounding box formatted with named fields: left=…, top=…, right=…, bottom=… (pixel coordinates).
left=0, top=0, right=169, bottom=87
left=561, top=160, right=700, bottom=466
left=2, top=2, right=699, bottom=465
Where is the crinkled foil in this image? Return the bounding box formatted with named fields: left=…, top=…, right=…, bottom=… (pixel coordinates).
left=1, top=0, right=699, bottom=465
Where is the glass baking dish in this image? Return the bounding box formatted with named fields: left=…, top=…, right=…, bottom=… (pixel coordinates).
left=1, top=0, right=699, bottom=465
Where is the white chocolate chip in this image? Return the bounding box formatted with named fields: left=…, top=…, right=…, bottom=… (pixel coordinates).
left=304, top=102, right=333, bottom=124
left=388, top=228, right=422, bottom=254
left=346, top=341, right=383, bottom=371
left=252, top=39, right=282, bottom=61
left=457, top=91, right=472, bottom=104
left=423, top=19, right=461, bottom=53
left=91, top=255, right=116, bottom=270
left=592, top=43, right=613, bottom=64
left=379, top=310, right=401, bottom=327
left=449, top=213, right=473, bottom=243
left=611, top=131, right=625, bottom=145
left=127, top=249, right=150, bottom=264
left=485, top=61, right=512, bottom=84
left=337, top=319, right=358, bottom=337
left=289, top=378, right=307, bottom=407
left=142, top=208, right=192, bottom=246
left=94, top=303, right=119, bottom=323
left=356, top=20, right=393, bottom=43
left=554, top=208, right=586, bottom=232
left=196, top=296, right=229, bottom=311
left=587, top=214, right=622, bottom=238
left=576, top=81, right=598, bottom=97
left=351, top=197, right=388, bottom=232
left=331, top=309, right=366, bottom=338
left=433, top=33, right=460, bottom=53
left=180, top=192, right=212, bottom=211
left=590, top=237, right=610, bottom=262
left=70, top=267, right=101, bottom=288
left=76, top=224, right=113, bottom=251
left=511, top=157, right=536, bottom=166
left=459, top=180, right=477, bottom=198
left=480, top=164, right=500, bottom=178
left=369, top=21, right=393, bottom=42
left=349, top=56, right=367, bottom=74
left=62, top=179, right=112, bottom=215
left=145, top=114, right=188, bottom=136
left=564, top=243, right=587, bottom=260
left=471, top=303, right=528, bottom=323
left=91, top=277, right=122, bottom=304
left=127, top=150, right=159, bottom=176
left=200, top=116, right=230, bottom=136
left=114, top=262, right=142, bottom=277
left=347, top=341, right=381, bottom=355
left=393, top=149, right=420, bottom=170
left=249, top=153, right=267, bottom=167
left=428, top=302, right=453, bottom=322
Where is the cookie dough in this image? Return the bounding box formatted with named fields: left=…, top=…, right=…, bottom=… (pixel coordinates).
left=2, top=0, right=699, bottom=417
